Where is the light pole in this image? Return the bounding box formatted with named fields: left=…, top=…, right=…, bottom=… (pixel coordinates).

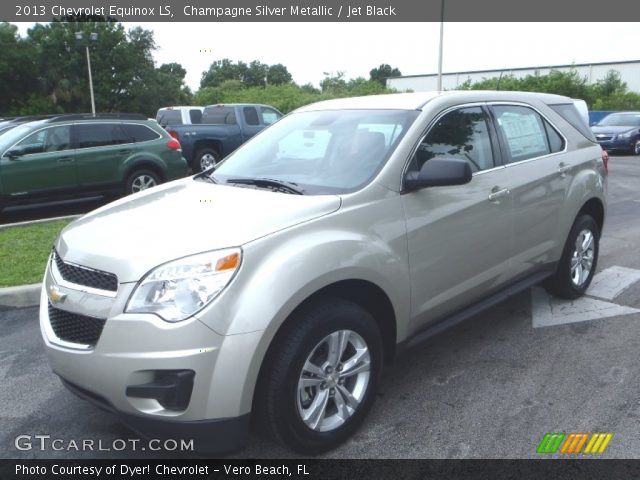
left=75, top=31, right=98, bottom=116
left=437, top=0, right=445, bottom=92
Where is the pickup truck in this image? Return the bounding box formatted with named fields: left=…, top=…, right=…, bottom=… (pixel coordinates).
left=166, top=103, right=283, bottom=172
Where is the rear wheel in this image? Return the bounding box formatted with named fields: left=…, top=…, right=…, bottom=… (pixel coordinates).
left=257, top=298, right=383, bottom=454
left=545, top=214, right=599, bottom=299
left=125, top=169, right=160, bottom=195
left=193, top=147, right=220, bottom=173
left=633, top=139, right=640, bottom=155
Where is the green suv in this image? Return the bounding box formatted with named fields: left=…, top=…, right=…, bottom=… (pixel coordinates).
left=0, top=114, right=188, bottom=211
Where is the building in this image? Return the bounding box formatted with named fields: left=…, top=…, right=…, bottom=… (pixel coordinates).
left=387, top=60, right=640, bottom=93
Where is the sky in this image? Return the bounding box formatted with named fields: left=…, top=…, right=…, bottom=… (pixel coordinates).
left=15, top=22, right=640, bottom=91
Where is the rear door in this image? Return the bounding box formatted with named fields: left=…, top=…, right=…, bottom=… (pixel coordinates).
left=73, top=123, right=131, bottom=188
left=401, top=105, right=514, bottom=332
left=0, top=124, right=76, bottom=197
left=489, top=104, right=570, bottom=278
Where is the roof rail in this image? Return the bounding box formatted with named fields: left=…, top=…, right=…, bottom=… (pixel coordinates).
left=47, top=113, right=148, bottom=122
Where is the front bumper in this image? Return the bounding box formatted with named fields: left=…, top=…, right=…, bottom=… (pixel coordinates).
left=40, top=256, right=263, bottom=452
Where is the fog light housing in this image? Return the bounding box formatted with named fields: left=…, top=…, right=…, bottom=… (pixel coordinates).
left=126, top=370, right=195, bottom=411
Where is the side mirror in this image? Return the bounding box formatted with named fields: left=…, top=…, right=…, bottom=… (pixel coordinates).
left=404, top=156, right=472, bottom=191
left=5, top=147, right=24, bottom=159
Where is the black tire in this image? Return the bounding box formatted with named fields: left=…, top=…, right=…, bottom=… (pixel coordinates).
left=124, top=169, right=161, bottom=195
left=256, top=297, right=383, bottom=454
left=193, top=147, right=220, bottom=173
left=633, top=139, right=640, bottom=156
left=545, top=214, right=599, bottom=299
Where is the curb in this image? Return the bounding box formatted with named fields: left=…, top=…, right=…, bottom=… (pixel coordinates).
left=0, top=284, right=41, bottom=308
left=0, top=214, right=81, bottom=230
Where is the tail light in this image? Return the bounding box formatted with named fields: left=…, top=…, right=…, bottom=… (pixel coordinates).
left=601, top=148, right=609, bottom=174
left=168, top=130, right=179, bottom=140
left=166, top=139, right=181, bottom=151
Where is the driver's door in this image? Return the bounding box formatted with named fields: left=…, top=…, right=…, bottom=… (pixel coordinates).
left=1, top=125, right=76, bottom=197
left=401, top=105, right=514, bottom=332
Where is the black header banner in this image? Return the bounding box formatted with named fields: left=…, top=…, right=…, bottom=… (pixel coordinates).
left=5, top=0, right=640, bottom=22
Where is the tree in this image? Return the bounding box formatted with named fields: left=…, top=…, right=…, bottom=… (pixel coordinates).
left=0, top=20, right=191, bottom=117
left=200, top=59, right=248, bottom=89
left=267, top=64, right=292, bottom=85
left=369, top=64, right=401, bottom=86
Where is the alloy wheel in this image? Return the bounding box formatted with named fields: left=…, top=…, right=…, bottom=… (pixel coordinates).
left=131, top=174, right=157, bottom=193
left=296, top=330, right=371, bottom=432
left=570, top=229, right=595, bottom=287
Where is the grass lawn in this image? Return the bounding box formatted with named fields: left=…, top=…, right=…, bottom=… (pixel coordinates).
left=0, top=219, right=72, bottom=287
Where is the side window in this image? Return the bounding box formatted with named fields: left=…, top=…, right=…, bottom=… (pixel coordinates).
left=122, top=124, right=160, bottom=142
left=409, top=106, right=495, bottom=174
left=260, top=107, right=282, bottom=125
left=189, top=109, right=202, bottom=124
left=16, top=126, right=71, bottom=154
left=202, top=107, right=237, bottom=125
left=492, top=105, right=551, bottom=163
left=157, top=110, right=182, bottom=126
left=76, top=124, right=127, bottom=149
left=15, top=129, right=46, bottom=155
left=243, top=107, right=260, bottom=126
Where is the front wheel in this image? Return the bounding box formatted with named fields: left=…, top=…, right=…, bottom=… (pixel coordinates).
left=633, top=139, right=640, bottom=156
left=545, top=214, right=599, bottom=299
left=257, top=298, right=383, bottom=454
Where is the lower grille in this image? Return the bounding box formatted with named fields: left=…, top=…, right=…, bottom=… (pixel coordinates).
left=48, top=302, right=106, bottom=346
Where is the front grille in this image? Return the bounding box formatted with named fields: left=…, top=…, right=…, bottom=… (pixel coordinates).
left=53, top=251, right=118, bottom=292
left=48, top=302, right=106, bottom=346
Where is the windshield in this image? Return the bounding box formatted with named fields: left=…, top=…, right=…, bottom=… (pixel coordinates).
left=212, top=109, right=418, bottom=194
left=598, top=113, right=640, bottom=127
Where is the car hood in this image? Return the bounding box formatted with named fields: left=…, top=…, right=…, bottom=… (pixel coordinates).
left=55, top=178, right=341, bottom=282
left=591, top=125, right=636, bottom=135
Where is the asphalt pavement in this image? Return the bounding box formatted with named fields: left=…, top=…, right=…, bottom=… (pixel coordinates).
left=1, top=156, right=639, bottom=459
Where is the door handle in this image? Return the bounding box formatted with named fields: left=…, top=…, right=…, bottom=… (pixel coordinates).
left=558, top=162, right=571, bottom=176
left=57, top=157, right=73, bottom=163
left=488, top=187, right=510, bottom=202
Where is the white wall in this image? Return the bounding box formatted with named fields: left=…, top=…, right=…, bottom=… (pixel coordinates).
left=388, top=62, right=640, bottom=93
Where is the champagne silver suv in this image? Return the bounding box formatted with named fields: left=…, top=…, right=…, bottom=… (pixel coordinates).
left=40, top=91, right=607, bottom=454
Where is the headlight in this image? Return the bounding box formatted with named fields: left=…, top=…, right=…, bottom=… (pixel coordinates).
left=126, top=248, right=241, bottom=322
left=617, top=130, right=632, bottom=139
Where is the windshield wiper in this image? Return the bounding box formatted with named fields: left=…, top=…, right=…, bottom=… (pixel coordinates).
left=226, top=178, right=305, bottom=195
left=195, top=171, right=217, bottom=183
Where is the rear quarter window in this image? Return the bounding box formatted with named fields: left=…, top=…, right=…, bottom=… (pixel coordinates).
left=122, top=124, right=161, bottom=142
left=549, top=103, right=597, bottom=142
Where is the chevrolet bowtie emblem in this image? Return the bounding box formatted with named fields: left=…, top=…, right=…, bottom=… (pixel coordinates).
left=48, top=285, right=67, bottom=304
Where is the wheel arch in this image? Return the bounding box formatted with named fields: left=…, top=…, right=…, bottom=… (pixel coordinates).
left=250, top=279, right=397, bottom=422
left=123, top=159, right=166, bottom=184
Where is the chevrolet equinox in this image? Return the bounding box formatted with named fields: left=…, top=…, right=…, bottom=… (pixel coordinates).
left=40, top=91, right=607, bottom=454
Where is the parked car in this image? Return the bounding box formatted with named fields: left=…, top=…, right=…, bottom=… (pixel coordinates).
left=156, top=106, right=204, bottom=128
left=591, top=111, right=640, bottom=154
left=167, top=103, right=283, bottom=172
left=41, top=91, right=606, bottom=454
left=0, top=114, right=188, bottom=212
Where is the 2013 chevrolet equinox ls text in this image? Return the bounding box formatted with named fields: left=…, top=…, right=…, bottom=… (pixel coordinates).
left=40, top=91, right=607, bottom=454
